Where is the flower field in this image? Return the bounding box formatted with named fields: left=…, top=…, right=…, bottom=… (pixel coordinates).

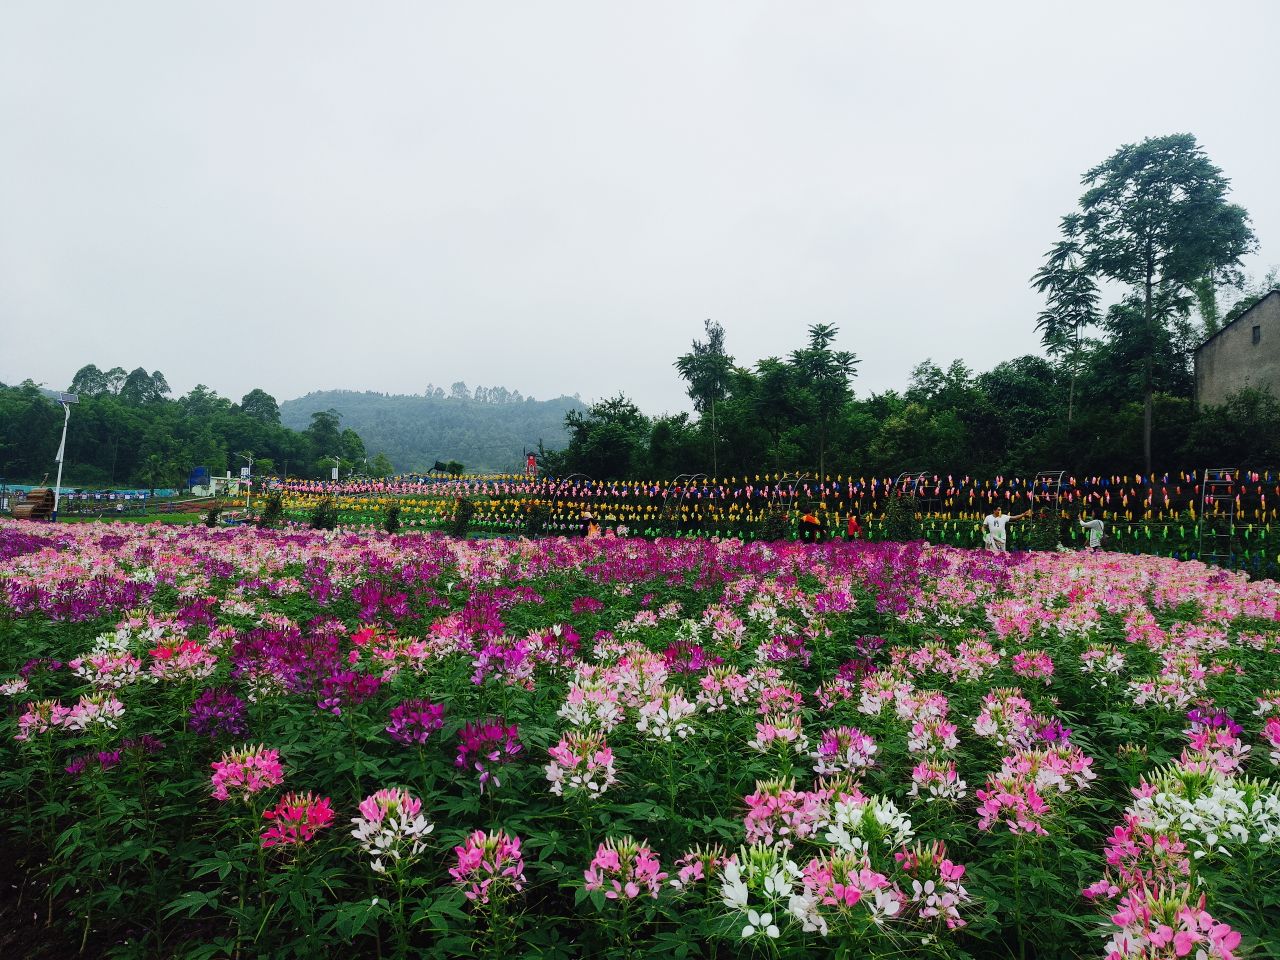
left=2, top=520, right=1280, bottom=959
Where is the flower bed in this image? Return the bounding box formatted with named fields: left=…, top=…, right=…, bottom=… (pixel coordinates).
left=2, top=521, right=1279, bottom=958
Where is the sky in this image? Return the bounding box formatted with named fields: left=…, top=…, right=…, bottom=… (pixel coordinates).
left=2, top=1, right=1279, bottom=415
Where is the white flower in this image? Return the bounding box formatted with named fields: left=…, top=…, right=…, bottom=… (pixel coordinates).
left=742, top=909, right=780, bottom=939
left=719, top=862, right=749, bottom=911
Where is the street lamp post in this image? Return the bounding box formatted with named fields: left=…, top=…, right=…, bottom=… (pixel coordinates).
left=329, top=455, right=341, bottom=482
left=237, top=451, right=253, bottom=512
left=51, top=392, right=79, bottom=521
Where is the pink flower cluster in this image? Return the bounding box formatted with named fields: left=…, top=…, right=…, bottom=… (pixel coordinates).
left=1011, top=650, right=1054, bottom=684
left=908, top=759, right=967, bottom=802
left=895, top=841, right=970, bottom=929
left=210, top=744, right=285, bottom=802
left=149, top=640, right=218, bottom=682
left=385, top=699, right=446, bottom=745
left=544, top=731, right=618, bottom=798
left=810, top=726, right=877, bottom=776
left=584, top=836, right=667, bottom=900
left=450, top=829, right=527, bottom=904
left=1083, top=815, right=1191, bottom=902
left=743, top=779, right=835, bottom=849
left=1105, top=890, right=1241, bottom=960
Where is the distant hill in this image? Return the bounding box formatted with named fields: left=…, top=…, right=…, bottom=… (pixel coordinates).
left=279, top=390, right=584, bottom=473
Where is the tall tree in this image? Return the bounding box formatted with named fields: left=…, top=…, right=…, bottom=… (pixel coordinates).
left=789, top=323, right=859, bottom=479
left=1031, top=213, right=1099, bottom=428
left=240, top=388, right=281, bottom=424
left=68, top=364, right=109, bottom=396
left=674, top=319, right=734, bottom=475
left=1053, top=134, right=1255, bottom=471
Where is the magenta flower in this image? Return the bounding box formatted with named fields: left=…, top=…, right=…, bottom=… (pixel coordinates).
left=316, top=669, right=383, bottom=716
left=456, top=719, right=523, bottom=793
left=450, top=829, right=527, bottom=904
left=386, top=699, right=446, bottom=745
left=261, top=791, right=335, bottom=848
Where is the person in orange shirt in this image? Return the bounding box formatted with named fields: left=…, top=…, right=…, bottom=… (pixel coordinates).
left=799, top=510, right=821, bottom=543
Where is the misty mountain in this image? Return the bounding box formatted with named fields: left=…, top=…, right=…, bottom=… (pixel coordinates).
left=279, top=389, right=584, bottom=473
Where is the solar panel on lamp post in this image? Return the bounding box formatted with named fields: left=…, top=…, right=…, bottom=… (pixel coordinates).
left=51, top=392, right=79, bottom=521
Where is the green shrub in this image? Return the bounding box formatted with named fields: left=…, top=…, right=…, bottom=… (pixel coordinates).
left=449, top=497, right=477, bottom=538
left=1022, top=511, right=1061, bottom=551
left=882, top=494, right=922, bottom=541
left=203, top=502, right=222, bottom=528
left=383, top=503, right=402, bottom=534
left=256, top=490, right=284, bottom=529
left=309, top=496, right=338, bottom=531
left=759, top=508, right=791, bottom=542
left=523, top=502, right=550, bottom=537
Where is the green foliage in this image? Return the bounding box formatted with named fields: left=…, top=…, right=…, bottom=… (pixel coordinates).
left=257, top=489, right=284, bottom=529
left=1023, top=511, right=1062, bottom=551
left=309, top=496, right=338, bottom=530
left=523, top=502, right=550, bottom=537
left=449, top=497, right=477, bottom=538
left=1038, top=133, right=1257, bottom=470
left=881, top=494, right=922, bottom=541
left=278, top=389, right=583, bottom=475
left=382, top=502, right=401, bottom=534
left=203, top=502, right=222, bottom=527
left=759, top=508, right=791, bottom=542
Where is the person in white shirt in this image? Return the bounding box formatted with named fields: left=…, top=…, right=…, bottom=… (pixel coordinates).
left=982, top=505, right=1030, bottom=553
left=1079, top=511, right=1105, bottom=551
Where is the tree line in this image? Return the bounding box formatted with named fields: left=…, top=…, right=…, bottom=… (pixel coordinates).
left=545, top=134, right=1279, bottom=480
left=0, top=366, right=384, bottom=489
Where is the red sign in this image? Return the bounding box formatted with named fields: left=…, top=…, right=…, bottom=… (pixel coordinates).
left=526, top=454, right=537, bottom=476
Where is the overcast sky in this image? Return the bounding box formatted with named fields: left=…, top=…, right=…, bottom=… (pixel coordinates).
left=2, top=2, right=1278, bottom=414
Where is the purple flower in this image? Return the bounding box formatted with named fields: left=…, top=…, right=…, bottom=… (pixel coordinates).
left=1037, top=719, right=1072, bottom=743
left=189, top=687, right=248, bottom=739
left=386, top=699, right=446, bottom=745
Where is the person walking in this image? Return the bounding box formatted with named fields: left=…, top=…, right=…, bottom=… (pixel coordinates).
left=982, top=505, right=1029, bottom=553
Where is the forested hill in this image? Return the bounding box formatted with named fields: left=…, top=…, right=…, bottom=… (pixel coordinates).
left=279, top=390, right=585, bottom=473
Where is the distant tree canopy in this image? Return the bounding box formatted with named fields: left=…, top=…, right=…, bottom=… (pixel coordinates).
left=548, top=281, right=1280, bottom=480
left=0, top=370, right=383, bottom=488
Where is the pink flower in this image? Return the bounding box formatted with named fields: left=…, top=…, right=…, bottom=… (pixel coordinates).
left=261, top=791, right=335, bottom=848
left=584, top=836, right=667, bottom=900
left=810, top=726, right=877, bottom=775
left=450, top=830, right=527, bottom=904
left=545, top=731, right=618, bottom=798
left=1011, top=650, right=1055, bottom=684
left=210, top=744, right=284, bottom=802
left=14, top=699, right=70, bottom=741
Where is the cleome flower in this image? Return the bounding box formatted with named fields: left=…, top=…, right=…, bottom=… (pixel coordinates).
left=210, top=744, right=284, bottom=802
left=584, top=836, right=667, bottom=900
left=351, top=787, right=434, bottom=874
